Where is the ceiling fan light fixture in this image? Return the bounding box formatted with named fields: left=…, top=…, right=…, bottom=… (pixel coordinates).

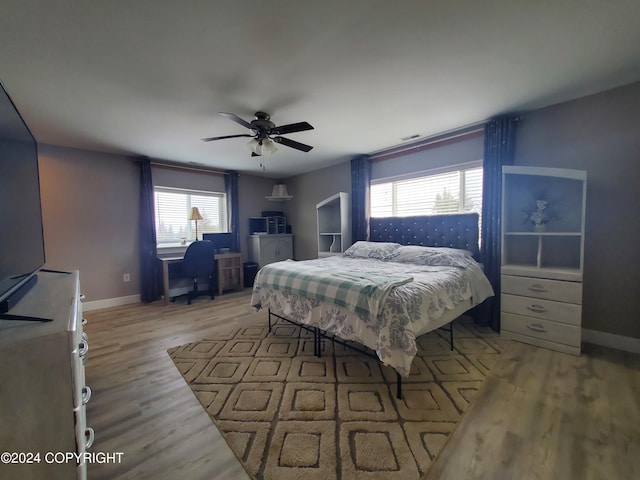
left=247, top=138, right=259, bottom=153
left=262, top=138, right=278, bottom=155
left=247, top=137, right=278, bottom=156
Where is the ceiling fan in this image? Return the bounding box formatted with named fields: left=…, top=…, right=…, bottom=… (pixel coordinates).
left=201, top=111, right=314, bottom=156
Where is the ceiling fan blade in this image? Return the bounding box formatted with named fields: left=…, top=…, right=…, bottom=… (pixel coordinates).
left=273, top=136, right=314, bottom=152
left=219, top=112, right=253, bottom=130
left=201, top=133, right=252, bottom=142
left=271, top=121, right=314, bottom=135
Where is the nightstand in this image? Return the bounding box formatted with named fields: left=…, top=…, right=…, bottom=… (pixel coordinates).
left=215, top=253, right=244, bottom=296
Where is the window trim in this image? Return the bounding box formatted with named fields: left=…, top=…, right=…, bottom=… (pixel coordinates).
left=370, top=159, right=482, bottom=186
left=370, top=160, right=483, bottom=218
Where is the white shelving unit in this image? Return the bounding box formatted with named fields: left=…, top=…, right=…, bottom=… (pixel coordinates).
left=316, top=192, right=351, bottom=257
left=500, top=166, right=587, bottom=355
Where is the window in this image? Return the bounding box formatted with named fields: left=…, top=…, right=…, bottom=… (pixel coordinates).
left=154, top=187, right=227, bottom=245
left=371, top=164, right=483, bottom=218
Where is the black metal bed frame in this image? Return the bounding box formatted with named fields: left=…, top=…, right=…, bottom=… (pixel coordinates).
left=267, top=308, right=454, bottom=399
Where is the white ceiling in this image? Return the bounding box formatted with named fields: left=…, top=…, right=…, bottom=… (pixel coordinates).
left=1, top=0, right=640, bottom=178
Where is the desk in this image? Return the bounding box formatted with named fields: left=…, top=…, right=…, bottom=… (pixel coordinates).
left=158, top=255, right=183, bottom=306
left=158, top=252, right=244, bottom=305
left=215, top=252, right=244, bottom=296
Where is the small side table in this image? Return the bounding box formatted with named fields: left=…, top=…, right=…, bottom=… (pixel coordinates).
left=215, top=252, right=244, bottom=296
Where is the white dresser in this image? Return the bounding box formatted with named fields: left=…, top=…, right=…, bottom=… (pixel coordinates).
left=0, top=270, right=93, bottom=479
left=248, top=234, right=293, bottom=267
left=500, top=166, right=587, bottom=355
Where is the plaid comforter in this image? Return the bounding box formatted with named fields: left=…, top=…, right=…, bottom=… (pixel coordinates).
left=254, top=259, right=413, bottom=321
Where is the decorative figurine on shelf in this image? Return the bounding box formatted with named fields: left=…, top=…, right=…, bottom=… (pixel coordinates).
left=528, top=199, right=550, bottom=231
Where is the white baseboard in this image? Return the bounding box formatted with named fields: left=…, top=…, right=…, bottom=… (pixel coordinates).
left=583, top=328, right=640, bottom=354
left=83, top=294, right=141, bottom=312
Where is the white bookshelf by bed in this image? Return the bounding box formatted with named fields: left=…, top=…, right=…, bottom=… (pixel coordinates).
left=316, top=192, right=351, bottom=257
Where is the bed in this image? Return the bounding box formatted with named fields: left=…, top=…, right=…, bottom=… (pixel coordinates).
left=250, top=213, right=494, bottom=393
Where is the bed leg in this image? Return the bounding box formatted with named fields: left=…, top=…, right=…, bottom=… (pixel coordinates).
left=449, top=323, right=454, bottom=351
left=396, top=372, right=403, bottom=400
left=315, top=327, right=321, bottom=358
left=313, top=327, right=317, bottom=356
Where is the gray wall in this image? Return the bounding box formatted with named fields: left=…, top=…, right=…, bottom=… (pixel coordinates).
left=516, top=81, right=640, bottom=339
left=285, top=161, right=351, bottom=260
left=38, top=144, right=276, bottom=302
left=39, top=145, right=140, bottom=301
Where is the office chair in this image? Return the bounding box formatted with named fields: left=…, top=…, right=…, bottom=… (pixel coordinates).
left=168, top=240, right=216, bottom=304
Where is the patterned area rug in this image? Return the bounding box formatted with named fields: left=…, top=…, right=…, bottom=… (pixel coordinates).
left=168, top=315, right=507, bottom=479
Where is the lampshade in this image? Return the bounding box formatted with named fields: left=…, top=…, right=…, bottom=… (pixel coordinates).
left=189, top=206, right=203, bottom=221
left=266, top=183, right=292, bottom=201
left=247, top=137, right=278, bottom=156
left=271, top=184, right=289, bottom=197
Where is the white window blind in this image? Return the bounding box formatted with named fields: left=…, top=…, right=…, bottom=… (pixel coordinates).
left=154, top=187, right=227, bottom=245
left=371, top=165, right=483, bottom=218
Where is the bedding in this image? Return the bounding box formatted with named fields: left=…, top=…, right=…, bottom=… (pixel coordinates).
left=251, top=253, right=494, bottom=376
left=253, top=259, right=413, bottom=322
left=343, top=240, right=401, bottom=259
left=384, top=245, right=476, bottom=267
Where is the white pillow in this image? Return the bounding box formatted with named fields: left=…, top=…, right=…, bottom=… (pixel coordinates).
left=383, top=245, right=475, bottom=267
left=343, top=241, right=400, bottom=260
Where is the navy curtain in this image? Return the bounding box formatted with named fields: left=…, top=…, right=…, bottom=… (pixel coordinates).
left=480, top=115, right=519, bottom=330
left=225, top=170, right=240, bottom=252
left=139, top=158, right=161, bottom=303
left=351, top=155, right=371, bottom=242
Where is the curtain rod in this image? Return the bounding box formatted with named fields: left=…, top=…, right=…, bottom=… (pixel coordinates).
left=149, top=161, right=226, bottom=176
left=369, top=121, right=485, bottom=161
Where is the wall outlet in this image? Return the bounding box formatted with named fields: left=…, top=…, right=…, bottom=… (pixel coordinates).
left=123, top=273, right=131, bottom=283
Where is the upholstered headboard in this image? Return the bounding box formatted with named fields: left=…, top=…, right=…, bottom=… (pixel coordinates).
left=369, top=213, right=481, bottom=259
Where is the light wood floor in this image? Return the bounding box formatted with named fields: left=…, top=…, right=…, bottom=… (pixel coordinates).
left=84, top=290, right=640, bottom=479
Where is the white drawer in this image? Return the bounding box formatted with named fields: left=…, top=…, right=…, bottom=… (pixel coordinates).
left=501, top=275, right=582, bottom=304
left=501, top=312, right=581, bottom=348
left=75, top=405, right=87, bottom=454
left=75, top=406, right=95, bottom=453
left=71, top=353, right=85, bottom=409
left=501, top=294, right=581, bottom=326
left=71, top=332, right=89, bottom=409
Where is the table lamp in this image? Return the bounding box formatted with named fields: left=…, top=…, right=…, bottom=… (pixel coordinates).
left=189, top=207, right=203, bottom=240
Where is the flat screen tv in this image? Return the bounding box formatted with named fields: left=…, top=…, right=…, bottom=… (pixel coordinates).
left=0, top=81, right=46, bottom=314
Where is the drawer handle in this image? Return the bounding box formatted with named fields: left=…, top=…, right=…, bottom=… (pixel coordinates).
left=79, top=340, right=89, bottom=358
left=528, top=284, right=548, bottom=293
left=527, top=304, right=547, bottom=313
left=527, top=323, right=546, bottom=333
left=82, top=385, right=92, bottom=405
left=85, top=427, right=95, bottom=449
